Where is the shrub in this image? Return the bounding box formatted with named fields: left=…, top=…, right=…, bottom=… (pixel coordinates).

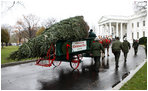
left=139, top=37, right=147, bottom=45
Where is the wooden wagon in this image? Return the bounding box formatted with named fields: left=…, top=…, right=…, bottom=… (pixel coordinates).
left=36, top=38, right=94, bottom=69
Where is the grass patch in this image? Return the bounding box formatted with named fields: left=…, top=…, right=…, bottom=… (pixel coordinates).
left=120, top=62, right=147, bottom=90
left=1, top=46, right=19, bottom=64
left=1, top=46, right=37, bottom=64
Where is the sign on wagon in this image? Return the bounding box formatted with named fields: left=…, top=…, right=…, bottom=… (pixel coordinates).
left=72, top=41, right=87, bottom=52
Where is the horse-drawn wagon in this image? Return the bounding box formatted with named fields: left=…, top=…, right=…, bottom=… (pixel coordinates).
left=36, top=38, right=94, bottom=69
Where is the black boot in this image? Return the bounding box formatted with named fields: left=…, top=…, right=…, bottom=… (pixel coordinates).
left=124, top=58, right=127, bottom=63
left=116, top=65, right=119, bottom=69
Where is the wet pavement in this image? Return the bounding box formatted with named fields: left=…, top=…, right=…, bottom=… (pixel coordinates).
left=1, top=45, right=146, bottom=90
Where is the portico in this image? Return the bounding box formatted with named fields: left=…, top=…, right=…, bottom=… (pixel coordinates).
left=98, top=16, right=128, bottom=41
left=98, top=10, right=147, bottom=43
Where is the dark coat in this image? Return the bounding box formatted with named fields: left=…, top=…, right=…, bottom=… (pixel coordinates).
left=132, top=40, right=139, bottom=49
left=122, top=40, right=131, bottom=53
left=90, top=41, right=104, bottom=57
left=112, top=40, right=122, bottom=53
left=88, top=31, right=97, bottom=39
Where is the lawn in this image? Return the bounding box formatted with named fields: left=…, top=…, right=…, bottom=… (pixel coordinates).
left=1, top=46, right=19, bottom=64
left=120, top=62, right=147, bottom=90
left=1, top=46, right=37, bottom=64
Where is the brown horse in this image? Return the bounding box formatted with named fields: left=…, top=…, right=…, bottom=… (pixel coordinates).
left=99, top=38, right=111, bottom=57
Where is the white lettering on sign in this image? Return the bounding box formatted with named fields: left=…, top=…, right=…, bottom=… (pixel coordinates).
left=72, top=41, right=87, bottom=52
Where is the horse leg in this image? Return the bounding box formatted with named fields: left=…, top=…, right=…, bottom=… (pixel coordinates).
left=107, top=47, right=109, bottom=56
left=103, top=48, right=105, bottom=58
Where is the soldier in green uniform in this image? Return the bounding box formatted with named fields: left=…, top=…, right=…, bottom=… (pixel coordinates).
left=88, top=29, right=97, bottom=39
left=111, top=37, right=122, bottom=69
left=121, top=38, right=131, bottom=63
left=132, top=39, right=139, bottom=55
left=90, top=37, right=105, bottom=72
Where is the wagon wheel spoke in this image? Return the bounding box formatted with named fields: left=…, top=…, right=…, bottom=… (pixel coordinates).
left=53, top=61, right=62, bottom=67
left=78, top=54, right=83, bottom=60
left=36, top=43, right=56, bottom=67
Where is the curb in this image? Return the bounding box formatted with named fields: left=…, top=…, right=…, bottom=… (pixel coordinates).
left=1, top=59, right=37, bottom=68
left=112, top=59, right=147, bottom=90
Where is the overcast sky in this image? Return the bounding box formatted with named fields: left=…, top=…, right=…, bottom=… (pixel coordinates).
left=1, top=0, right=135, bottom=31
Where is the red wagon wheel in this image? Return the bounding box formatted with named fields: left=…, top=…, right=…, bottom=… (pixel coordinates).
left=36, top=43, right=56, bottom=67
left=78, top=54, right=83, bottom=60
left=46, top=43, right=56, bottom=67
left=53, top=61, right=62, bottom=67
left=36, top=58, right=50, bottom=67
left=70, top=54, right=80, bottom=70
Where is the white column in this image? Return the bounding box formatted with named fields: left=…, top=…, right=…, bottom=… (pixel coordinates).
left=134, top=30, right=137, bottom=39
left=105, top=24, right=107, bottom=36
left=101, top=25, right=103, bottom=36
left=120, top=23, right=123, bottom=41
left=109, top=22, right=112, bottom=36
left=106, top=24, right=109, bottom=37
left=103, top=25, right=105, bottom=36
left=99, top=25, right=100, bottom=35
left=133, top=23, right=137, bottom=40
left=116, top=22, right=119, bottom=37
left=127, top=23, right=132, bottom=43
left=139, top=24, right=143, bottom=38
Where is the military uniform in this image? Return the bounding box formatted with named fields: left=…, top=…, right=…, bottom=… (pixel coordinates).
left=132, top=40, right=139, bottom=55
left=121, top=40, right=131, bottom=62
left=111, top=39, right=122, bottom=68
left=90, top=40, right=104, bottom=72
left=88, top=31, right=97, bottom=39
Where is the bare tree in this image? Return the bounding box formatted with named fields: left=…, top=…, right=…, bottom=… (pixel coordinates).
left=42, top=18, right=56, bottom=28
left=10, top=33, right=18, bottom=43
left=16, top=14, right=40, bottom=39
left=13, top=25, right=22, bottom=45
left=1, top=1, right=24, bottom=14
left=133, top=1, right=147, bottom=13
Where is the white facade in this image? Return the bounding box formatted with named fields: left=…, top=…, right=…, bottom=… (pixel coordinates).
left=98, top=10, right=147, bottom=43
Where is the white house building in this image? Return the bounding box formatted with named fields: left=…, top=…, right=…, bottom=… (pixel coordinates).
left=98, top=10, right=147, bottom=43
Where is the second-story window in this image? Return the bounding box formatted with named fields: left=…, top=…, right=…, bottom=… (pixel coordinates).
left=132, top=32, right=134, bottom=39
left=137, top=22, right=139, bottom=27
left=143, top=21, right=145, bottom=26
left=137, top=32, right=139, bottom=39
